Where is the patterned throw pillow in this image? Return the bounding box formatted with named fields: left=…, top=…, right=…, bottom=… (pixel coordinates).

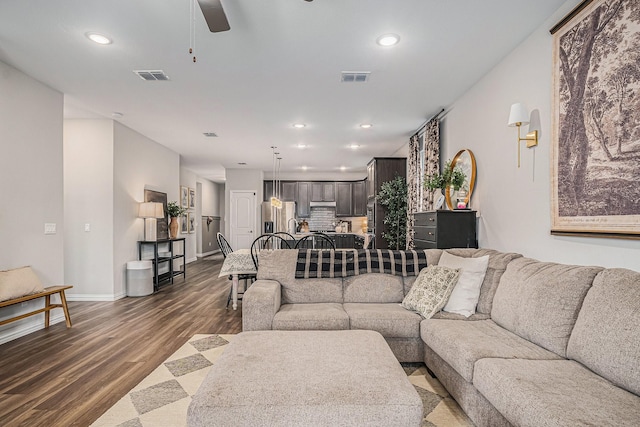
left=401, top=265, right=461, bottom=319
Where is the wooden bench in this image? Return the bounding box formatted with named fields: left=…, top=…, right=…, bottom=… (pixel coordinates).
left=0, top=285, right=73, bottom=328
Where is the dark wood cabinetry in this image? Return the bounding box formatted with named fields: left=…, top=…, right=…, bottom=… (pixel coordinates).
left=413, top=211, right=477, bottom=249
left=297, top=182, right=311, bottom=218
left=263, top=181, right=297, bottom=202
left=336, top=182, right=353, bottom=217
left=367, top=157, right=407, bottom=249
left=311, top=182, right=335, bottom=202
left=352, top=180, right=367, bottom=216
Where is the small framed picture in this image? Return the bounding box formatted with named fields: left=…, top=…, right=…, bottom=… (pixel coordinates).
left=188, top=188, right=196, bottom=209
left=180, top=186, right=189, bottom=208
left=188, top=214, right=195, bottom=233
left=181, top=212, right=189, bottom=234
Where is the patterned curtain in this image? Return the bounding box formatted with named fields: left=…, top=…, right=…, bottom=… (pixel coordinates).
left=406, top=134, right=420, bottom=249
left=423, top=119, right=440, bottom=210
left=405, top=118, right=440, bottom=250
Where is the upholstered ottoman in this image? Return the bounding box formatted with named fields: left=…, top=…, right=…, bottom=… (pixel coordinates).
left=187, top=330, right=423, bottom=426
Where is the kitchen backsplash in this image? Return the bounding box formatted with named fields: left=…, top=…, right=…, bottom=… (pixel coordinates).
left=307, top=207, right=366, bottom=233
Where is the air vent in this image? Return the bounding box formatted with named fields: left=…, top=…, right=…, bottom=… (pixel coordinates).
left=203, top=132, right=218, bottom=137
left=133, top=70, right=170, bottom=81
left=341, top=71, right=370, bottom=83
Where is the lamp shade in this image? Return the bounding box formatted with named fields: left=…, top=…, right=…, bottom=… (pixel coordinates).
left=138, top=202, right=164, bottom=218
left=508, top=103, right=530, bottom=126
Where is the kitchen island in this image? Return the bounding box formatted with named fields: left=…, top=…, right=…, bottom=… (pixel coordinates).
left=289, top=232, right=374, bottom=249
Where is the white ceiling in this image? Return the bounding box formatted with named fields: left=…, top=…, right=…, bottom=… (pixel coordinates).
left=0, top=0, right=565, bottom=182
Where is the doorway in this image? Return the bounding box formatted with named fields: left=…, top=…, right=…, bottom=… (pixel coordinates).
left=230, top=190, right=257, bottom=249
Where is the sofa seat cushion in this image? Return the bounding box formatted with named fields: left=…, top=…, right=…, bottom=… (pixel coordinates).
left=474, top=358, right=640, bottom=427
left=421, top=319, right=561, bottom=382
left=272, top=303, right=349, bottom=330
left=567, top=268, right=640, bottom=396
left=344, top=303, right=422, bottom=338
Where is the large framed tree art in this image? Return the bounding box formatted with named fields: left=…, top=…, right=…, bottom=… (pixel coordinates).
left=550, top=0, right=640, bottom=238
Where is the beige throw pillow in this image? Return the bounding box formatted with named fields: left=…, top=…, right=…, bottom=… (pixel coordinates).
left=401, top=265, right=461, bottom=319
left=0, top=266, right=45, bottom=302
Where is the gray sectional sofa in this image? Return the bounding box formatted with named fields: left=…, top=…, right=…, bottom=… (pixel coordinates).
left=243, top=248, right=640, bottom=427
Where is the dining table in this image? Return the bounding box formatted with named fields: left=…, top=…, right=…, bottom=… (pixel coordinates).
left=218, top=248, right=257, bottom=310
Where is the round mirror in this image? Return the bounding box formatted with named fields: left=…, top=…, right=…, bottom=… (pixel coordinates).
left=445, top=149, right=476, bottom=210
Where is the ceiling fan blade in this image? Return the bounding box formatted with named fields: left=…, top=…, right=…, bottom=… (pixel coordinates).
left=197, top=0, right=230, bottom=33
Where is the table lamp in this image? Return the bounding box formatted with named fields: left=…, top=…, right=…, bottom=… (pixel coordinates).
left=138, top=202, right=164, bottom=241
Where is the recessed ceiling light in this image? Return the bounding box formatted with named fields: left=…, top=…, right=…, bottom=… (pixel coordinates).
left=376, top=34, right=400, bottom=47
left=340, top=166, right=347, bottom=171
left=86, top=32, right=113, bottom=45
left=359, top=123, right=373, bottom=129
left=111, top=112, right=123, bottom=119
left=348, top=144, right=360, bottom=149
left=296, top=144, right=308, bottom=149
left=301, top=166, right=309, bottom=171
left=292, top=123, right=306, bottom=129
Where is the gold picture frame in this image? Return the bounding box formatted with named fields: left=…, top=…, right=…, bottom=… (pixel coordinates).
left=180, top=186, right=189, bottom=209
left=550, top=0, right=640, bottom=239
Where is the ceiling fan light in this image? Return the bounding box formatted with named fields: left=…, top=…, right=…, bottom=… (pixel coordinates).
left=86, top=32, right=112, bottom=45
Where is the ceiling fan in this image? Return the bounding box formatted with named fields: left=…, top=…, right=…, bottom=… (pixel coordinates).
left=196, top=0, right=313, bottom=33
left=197, top=0, right=231, bottom=33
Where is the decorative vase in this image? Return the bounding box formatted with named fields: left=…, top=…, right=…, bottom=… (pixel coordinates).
left=169, top=217, right=179, bottom=239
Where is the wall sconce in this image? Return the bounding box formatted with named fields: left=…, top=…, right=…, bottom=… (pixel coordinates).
left=138, top=202, right=164, bottom=241
left=508, top=103, right=538, bottom=167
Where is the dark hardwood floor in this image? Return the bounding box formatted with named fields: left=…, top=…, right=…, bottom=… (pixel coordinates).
left=0, top=255, right=241, bottom=426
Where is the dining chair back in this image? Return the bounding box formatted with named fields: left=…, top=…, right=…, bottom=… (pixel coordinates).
left=216, top=232, right=233, bottom=258
left=250, top=234, right=292, bottom=269
left=294, top=233, right=336, bottom=250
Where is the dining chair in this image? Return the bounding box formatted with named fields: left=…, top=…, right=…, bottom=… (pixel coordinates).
left=294, top=233, right=336, bottom=250
left=217, top=232, right=255, bottom=309
left=250, top=234, right=292, bottom=269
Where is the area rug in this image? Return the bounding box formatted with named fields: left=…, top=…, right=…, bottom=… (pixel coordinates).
left=91, top=334, right=472, bottom=427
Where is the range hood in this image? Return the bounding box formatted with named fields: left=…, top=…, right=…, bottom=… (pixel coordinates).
left=310, top=201, right=337, bottom=207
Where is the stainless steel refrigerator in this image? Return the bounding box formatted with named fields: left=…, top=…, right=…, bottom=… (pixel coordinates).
left=261, top=202, right=296, bottom=234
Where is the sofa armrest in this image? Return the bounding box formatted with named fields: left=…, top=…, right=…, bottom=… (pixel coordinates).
left=242, top=279, right=282, bottom=331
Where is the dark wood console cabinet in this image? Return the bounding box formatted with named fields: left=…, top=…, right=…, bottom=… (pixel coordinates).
left=413, top=211, right=477, bottom=249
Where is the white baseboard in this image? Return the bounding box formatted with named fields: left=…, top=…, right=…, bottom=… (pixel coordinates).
left=197, top=250, right=220, bottom=257
left=66, top=293, right=126, bottom=302
left=186, top=257, right=198, bottom=264
left=0, top=313, right=65, bottom=345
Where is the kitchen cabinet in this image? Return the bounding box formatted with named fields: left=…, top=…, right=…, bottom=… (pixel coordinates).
left=335, top=182, right=353, bottom=217
left=367, top=157, right=407, bottom=249
left=263, top=181, right=297, bottom=202
left=352, top=180, right=366, bottom=216
left=413, top=211, right=477, bottom=249
left=297, top=182, right=311, bottom=218
left=311, top=182, right=335, bottom=202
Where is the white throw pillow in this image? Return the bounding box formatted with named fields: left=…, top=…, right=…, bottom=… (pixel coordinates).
left=440, top=252, right=490, bottom=317
left=401, top=265, right=460, bottom=319
left=0, top=266, right=45, bottom=302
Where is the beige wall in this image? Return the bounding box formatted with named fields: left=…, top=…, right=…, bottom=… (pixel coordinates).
left=438, top=0, right=640, bottom=269
left=64, top=119, right=115, bottom=298
left=0, top=61, right=65, bottom=343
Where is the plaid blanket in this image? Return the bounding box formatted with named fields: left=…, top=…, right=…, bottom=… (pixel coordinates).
left=295, top=249, right=429, bottom=279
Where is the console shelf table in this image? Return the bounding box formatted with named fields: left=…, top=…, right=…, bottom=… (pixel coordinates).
left=138, top=238, right=186, bottom=291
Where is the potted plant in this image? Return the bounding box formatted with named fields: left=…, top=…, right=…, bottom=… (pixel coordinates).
left=424, top=159, right=466, bottom=209
left=376, top=176, right=408, bottom=250
left=166, top=201, right=187, bottom=239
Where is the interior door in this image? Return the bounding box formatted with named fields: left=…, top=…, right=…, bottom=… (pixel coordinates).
left=230, top=191, right=257, bottom=249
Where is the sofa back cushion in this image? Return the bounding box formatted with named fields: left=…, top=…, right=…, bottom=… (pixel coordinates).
left=0, top=266, right=45, bottom=302
left=257, top=250, right=343, bottom=304
left=344, top=273, right=404, bottom=303
left=492, top=257, right=602, bottom=357
left=438, top=248, right=522, bottom=314
left=567, top=268, right=640, bottom=395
